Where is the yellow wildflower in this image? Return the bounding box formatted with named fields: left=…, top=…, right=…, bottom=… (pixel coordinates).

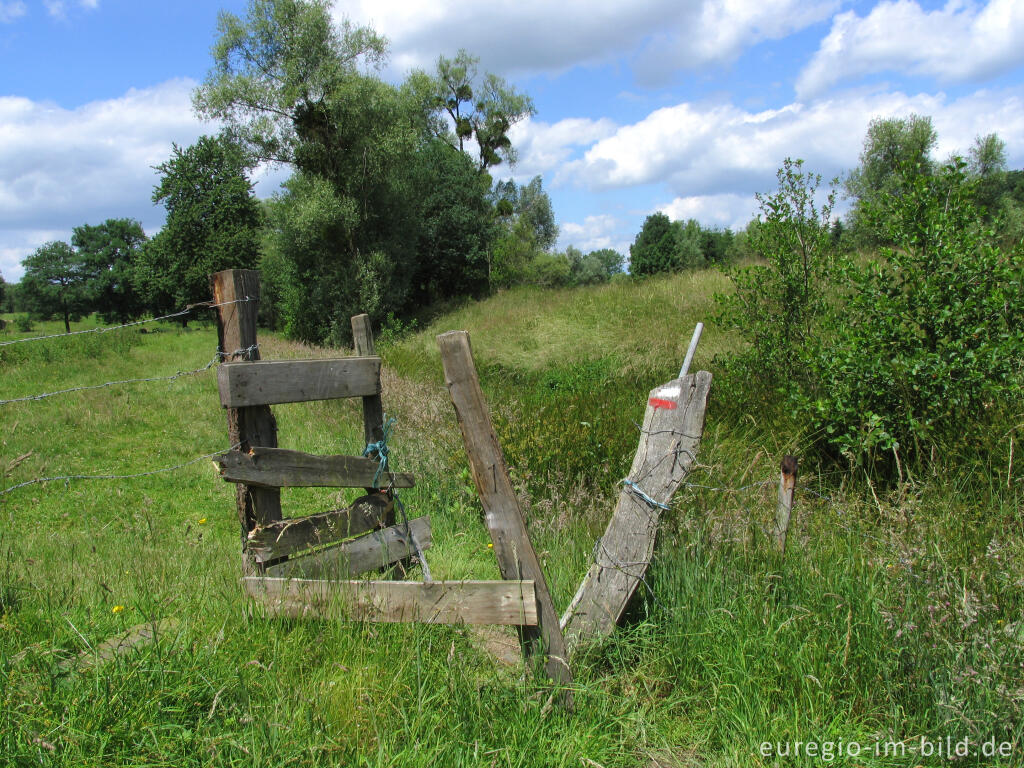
left=198, top=518, right=208, bottom=525
left=112, top=605, right=124, bottom=614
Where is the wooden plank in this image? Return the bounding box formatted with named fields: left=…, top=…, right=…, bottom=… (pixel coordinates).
left=244, top=577, right=538, bottom=626
left=351, top=314, right=385, bottom=448
left=561, top=371, right=712, bottom=652
left=217, top=357, right=381, bottom=407
left=58, top=618, right=180, bottom=673
left=437, top=331, right=573, bottom=699
left=210, top=270, right=281, bottom=574
left=246, top=493, right=395, bottom=563
left=214, top=447, right=415, bottom=489
left=264, top=515, right=432, bottom=578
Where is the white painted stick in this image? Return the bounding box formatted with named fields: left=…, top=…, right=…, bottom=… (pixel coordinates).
left=678, top=322, right=704, bottom=379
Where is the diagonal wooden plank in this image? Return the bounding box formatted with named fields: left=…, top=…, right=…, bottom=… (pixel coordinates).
left=437, top=331, right=573, bottom=700
left=244, top=577, right=538, bottom=626
left=264, top=516, right=432, bottom=579
left=561, top=371, right=712, bottom=652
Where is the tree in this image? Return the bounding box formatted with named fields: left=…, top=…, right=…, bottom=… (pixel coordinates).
left=629, top=213, right=676, bottom=276
left=135, top=134, right=262, bottom=317
left=0, top=271, right=5, bottom=312
left=72, top=218, right=147, bottom=323
left=427, top=50, right=535, bottom=171
left=20, top=241, right=90, bottom=333
left=968, top=133, right=1007, bottom=178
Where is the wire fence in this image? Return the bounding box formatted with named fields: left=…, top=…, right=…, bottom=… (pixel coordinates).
left=0, top=297, right=252, bottom=348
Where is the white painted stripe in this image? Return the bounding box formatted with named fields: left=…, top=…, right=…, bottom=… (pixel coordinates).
left=656, top=386, right=681, bottom=398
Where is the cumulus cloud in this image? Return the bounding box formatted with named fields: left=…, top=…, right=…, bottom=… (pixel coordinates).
left=559, top=214, right=626, bottom=253
left=0, top=1, right=26, bottom=23
left=797, top=0, right=1024, bottom=99
left=0, top=79, right=214, bottom=281
left=336, top=0, right=836, bottom=80
left=658, top=193, right=757, bottom=230
left=562, top=87, right=1024, bottom=199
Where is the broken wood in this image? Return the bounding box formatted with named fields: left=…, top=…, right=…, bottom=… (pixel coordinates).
left=214, top=447, right=415, bottom=489
left=437, top=330, right=573, bottom=698
left=774, top=455, right=798, bottom=555
left=217, top=357, right=381, bottom=408
left=245, top=577, right=538, bottom=626
left=264, top=515, right=432, bottom=578
left=58, top=618, right=180, bottom=673
left=245, top=493, right=395, bottom=563
left=210, top=269, right=281, bottom=570
left=561, top=371, right=712, bottom=652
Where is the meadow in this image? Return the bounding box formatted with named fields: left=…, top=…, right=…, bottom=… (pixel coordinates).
left=1, top=269, right=1021, bottom=767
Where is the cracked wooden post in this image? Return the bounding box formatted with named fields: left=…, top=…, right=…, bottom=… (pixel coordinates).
left=561, top=371, right=712, bottom=653
left=210, top=269, right=281, bottom=575
left=774, top=455, right=798, bottom=555
left=437, top=331, right=573, bottom=706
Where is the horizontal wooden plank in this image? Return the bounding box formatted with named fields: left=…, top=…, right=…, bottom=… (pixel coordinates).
left=218, top=357, right=381, bottom=407
left=214, top=447, right=415, bottom=489
left=244, top=577, right=538, bottom=626
left=246, top=494, right=395, bottom=563
left=265, top=515, right=432, bottom=579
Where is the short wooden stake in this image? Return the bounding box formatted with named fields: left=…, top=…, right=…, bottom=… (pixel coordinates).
left=774, top=455, right=798, bottom=555
left=437, top=331, right=574, bottom=703
left=210, top=269, right=281, bottom=574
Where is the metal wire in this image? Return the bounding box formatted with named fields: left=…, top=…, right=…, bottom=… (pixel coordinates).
left=0, top=443, right=241, bottom=497
left=0, top=297, right=253, bottom=348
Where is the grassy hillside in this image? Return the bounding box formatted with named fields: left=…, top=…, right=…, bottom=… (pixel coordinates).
left=1, top=272, right=1021, bottom=766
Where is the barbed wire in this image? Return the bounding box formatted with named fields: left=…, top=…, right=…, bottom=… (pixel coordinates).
left=0, top=442, right=241, bottom=498
left=0, top=297, right=253, bottom=348
left=0, top=345, right=258, bottom=406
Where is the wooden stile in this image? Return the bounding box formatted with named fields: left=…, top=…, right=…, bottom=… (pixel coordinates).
left=245, top=493, right=395, bottom=562
left=264, top=516, right=432, bottom=578
left=561, top=371, right=712, bottom=651
left=774, top=455, right=798, bottom=555
left=214, top=447, right=415, bottom=490
left=210, top=270, right=281, bottom=569
left=437, top=331, right=574, bottom=698
left=218, top=358, right=381, bottom=408
left=245, top=577, right=538, bottom=626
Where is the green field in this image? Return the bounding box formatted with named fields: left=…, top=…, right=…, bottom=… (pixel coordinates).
left=1, top=271, right=1021, bottom=766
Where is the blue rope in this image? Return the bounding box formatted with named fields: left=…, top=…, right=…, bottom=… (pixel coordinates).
left=622, top=479, right=671, bottom=511
left=362, top=415, right=396, bottom=489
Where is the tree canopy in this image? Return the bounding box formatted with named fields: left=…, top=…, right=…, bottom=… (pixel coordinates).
left=20, top=241, right=90, bottom=333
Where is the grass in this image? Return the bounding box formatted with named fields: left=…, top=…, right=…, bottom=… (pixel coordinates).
left=1, top=272, right=1022, bottom=767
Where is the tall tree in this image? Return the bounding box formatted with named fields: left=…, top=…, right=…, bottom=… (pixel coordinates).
left=135, top=133, right=262, bottom=317
left=427, top=50, right=535, bottom=172
left=20, top=241, right=90, bottom=333
left=629, top=213, right=676, bottom=276
left=72, top=218, right=147, bottom=323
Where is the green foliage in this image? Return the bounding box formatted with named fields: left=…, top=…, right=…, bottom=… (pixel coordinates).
left=20, top=240, right=90, bottom=333
left=801, top=159, right=1023, bottom=462
left=716, top=158, right=837, bottom=385
left=71, top=218, right=148, bottom=323
left=136, top=134, right=262, bottom=316
left=629, top=212, right=676, bottom=276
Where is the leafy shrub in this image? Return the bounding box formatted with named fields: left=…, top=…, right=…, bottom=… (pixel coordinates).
left=14, top=314, right=34, bottom=332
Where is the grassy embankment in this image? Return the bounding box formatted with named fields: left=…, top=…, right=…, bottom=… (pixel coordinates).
left=0, top=269, right=1020, bottom=766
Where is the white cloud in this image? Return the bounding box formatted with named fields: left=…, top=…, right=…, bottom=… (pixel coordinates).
left=658, top=193, right=756, bottom=230
left=335, top=0, right=836, bottom=80
left=0, top=0, right=26, bottom=23
left=506, top=116, right=618, bottom=183
left=562, top=87, right=1024, bottom=199
left=797, top=0, right=1024, bottom=99
left=559, top=214, right=626, bottom=253
left=0, top=79, right=214, bottom=282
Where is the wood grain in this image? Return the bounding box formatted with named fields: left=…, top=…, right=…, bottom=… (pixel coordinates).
left=217, top=358, right=381, bottom=408
left=561, top=371, right=712, bottom=652
left=214, top=447, right=415, bottom=489
left=264, top=515, right=432, bottom=579
left=244, top=577, right=538, bottom=625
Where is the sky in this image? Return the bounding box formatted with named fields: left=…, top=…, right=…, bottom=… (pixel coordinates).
left=2, top=0, right=1023, bottom=281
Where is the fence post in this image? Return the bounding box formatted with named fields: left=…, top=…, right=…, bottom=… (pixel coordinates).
left=437, top=331, right=573, bottom=705
left=210, top=269, right=281, bottom=573
left=774, top=455, right=798, bottom=555
left=351, top=314, right=385, bottom=449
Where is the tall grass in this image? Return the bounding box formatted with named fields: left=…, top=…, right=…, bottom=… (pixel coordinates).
left=1, top=273, right=1021, bottom=766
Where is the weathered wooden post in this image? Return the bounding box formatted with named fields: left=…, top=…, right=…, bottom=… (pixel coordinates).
left=437, top=331, right=574, bottom=703
left=210, top=269, right=281, bottom=573
left=774, top=455, right=798, bottom=555
left=351, top=314, right=385, bottom=449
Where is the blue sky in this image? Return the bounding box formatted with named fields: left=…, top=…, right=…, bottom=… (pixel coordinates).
left=2, top=0, right=1023, bottom=281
